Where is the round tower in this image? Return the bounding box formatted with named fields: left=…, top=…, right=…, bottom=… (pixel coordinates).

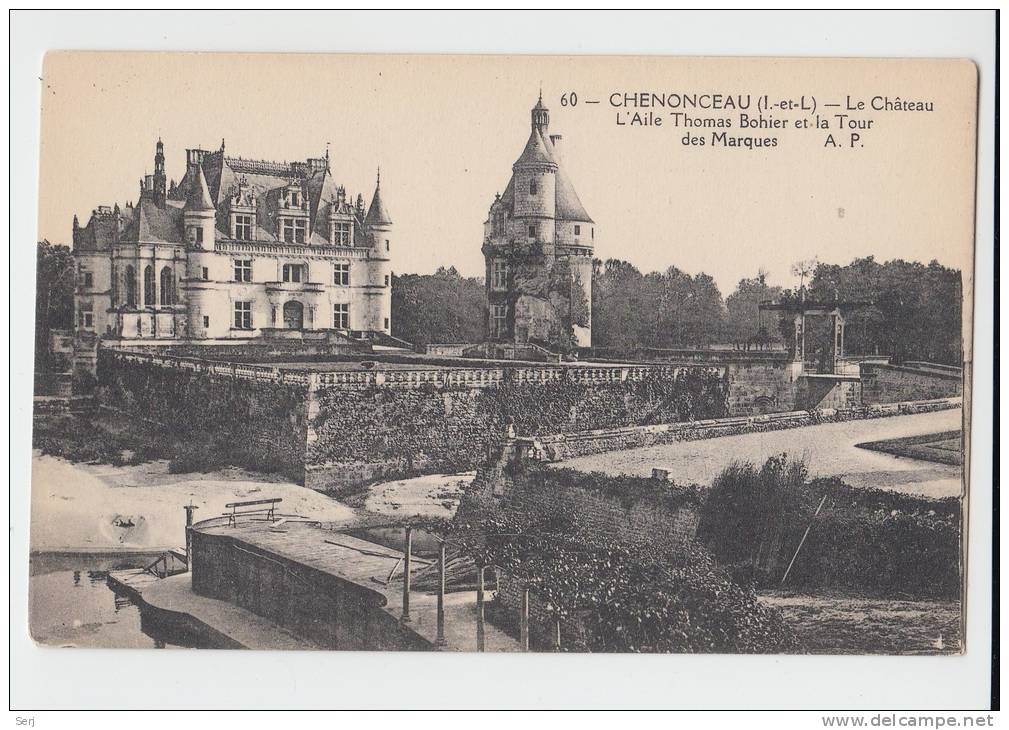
left=364, top=169, right=393, bottom=333
left=183, top=163, right=216, bottom=249
left=511, top=96, right=558, bottom=243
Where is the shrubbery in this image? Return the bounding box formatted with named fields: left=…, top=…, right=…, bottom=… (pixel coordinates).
left=697, top=454, right=961, bottom=598
left=445, top=513, right=796, bottom=653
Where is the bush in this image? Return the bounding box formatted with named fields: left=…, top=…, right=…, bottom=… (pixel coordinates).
left=446, top=514, right=796, bottom=654
left=697, top=454, right=961, bottom=598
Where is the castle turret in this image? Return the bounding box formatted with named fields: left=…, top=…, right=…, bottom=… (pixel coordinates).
left=364, top=169, right=393, bottom=332
left=183, top=163, right=216, bottom=249
left=153, top=138, right=167, bottom=207
left=482, top=94, right=595, bottom=350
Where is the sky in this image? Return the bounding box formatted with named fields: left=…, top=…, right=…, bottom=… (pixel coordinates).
left=37, top=53, right=976, bottom=296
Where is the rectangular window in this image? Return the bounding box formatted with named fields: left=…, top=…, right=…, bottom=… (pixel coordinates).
left=492, top=260, right=508, bottom=290
left=333, top=302, right=349, bottom=329
left=203, top=315, right=210, bottom=328
left=384, top=274, right=390, bottom=287
left=333, top=262, right=350, bottom=286
left=234, top=214, right=254, bottom=241
left=283, top=263, right=305, bottom=283
left=195, top=228, right=204, bottom=244
left=233, top=259, right=252, bottom=282
left=234, top=301, right=253, bottom=330
left=79, top=302, right=94, bottom=329
left=333, top=221, right=352, bottom=246
left=82, top=272, right=94, bottom=288
left=490, top=304, right=507, bottom=338
left=574, top=224, right=581, bottom=236
left=385, top=240, right=390, bottom=252
left=384, top=317, right=389, bottom=330
left=201, top=266, right=209, bottom=280
left=281, top=218, right=308, bottom=244
left=527, top=224, right=537, bottom=239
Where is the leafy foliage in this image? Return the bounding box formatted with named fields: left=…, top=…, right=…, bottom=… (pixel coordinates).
left=391, top=267, right=485, bottom=347
left=442, top=513, right=796, bottom=653
left=697, top=454, right=961, bottom=598
left=35, top=241, right=76, bottom=373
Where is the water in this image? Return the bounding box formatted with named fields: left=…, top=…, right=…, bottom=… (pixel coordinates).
left=28, top=552, right=185, bottom=649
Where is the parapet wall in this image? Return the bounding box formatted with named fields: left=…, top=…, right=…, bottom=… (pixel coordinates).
left=190, top=527, right=426, bottom=650
left=860, top=363, right=962, bottom=404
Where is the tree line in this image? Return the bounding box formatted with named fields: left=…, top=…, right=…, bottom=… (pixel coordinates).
left=390, top=256, right=963, bottom=365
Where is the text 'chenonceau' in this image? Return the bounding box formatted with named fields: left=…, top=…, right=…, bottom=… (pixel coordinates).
left=558, top=90, right=937, bottom=149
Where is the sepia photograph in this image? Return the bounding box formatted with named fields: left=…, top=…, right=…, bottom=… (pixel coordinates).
left=10, top=9, right=997, bottom=714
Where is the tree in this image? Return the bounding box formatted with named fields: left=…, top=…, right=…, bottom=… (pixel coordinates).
left=390, top=267, right=485, bottom=347
left=35, top=240, right=75, bottom=373
left=725, top=269, right=784, bottom=349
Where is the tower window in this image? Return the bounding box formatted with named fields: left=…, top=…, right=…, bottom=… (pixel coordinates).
left=384, top=274, right=389, bottom=286
left=528, top=224, right=537, bottom=239
left=491, top=260, right=508, bottom=290
left=384, top=317, right=389, bottom=330
left=234, top=214, right=254, bottom=241
left=529, top=179, right=538, bottom=195
left=385, top=240, right=390, bottom=252
left=78, top=301, right=94, bottom=329
left=234, top=259, right=252, bottom=282
left=194, top=228, right=204, bottom=244
left=201, top=266, right=209, bottom=280
left=233, top=301, right=253, bottom=330
left=203, top=315, right=210, bottom=328
left=333, top=302, right=350, bottom=329
left=490, top=304, right=507, bottom=339
left=333, top=262, right=350, bottom=286
left=574, top=225, right=581, bottom=236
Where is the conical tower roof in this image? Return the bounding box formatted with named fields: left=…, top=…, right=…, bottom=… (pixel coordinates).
left=364, top=170, right=392, bottom=226
left=185, top=164, right=215, bottom=212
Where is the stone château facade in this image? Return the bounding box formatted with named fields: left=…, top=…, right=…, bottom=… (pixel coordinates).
left=71, top=140, right=393, bottom=373
left=482, top=95, right=594, bottom=351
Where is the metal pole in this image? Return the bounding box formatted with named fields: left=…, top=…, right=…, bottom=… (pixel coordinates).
left=781, top=494, right=828, bottom=585
left=401, top=525, right=412, bottom=623
left=476, top=565, right=486, bottom=652
left=520, top=587, right=530, bottom=651
left=436, top=540, right=446, bottom=646
left=554, top=618, right=562, bottom=651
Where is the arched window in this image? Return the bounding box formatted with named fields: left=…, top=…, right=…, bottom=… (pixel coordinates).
left=143, top=266, right=155, bottom=306
left=124, top=266, right=137, bottom=308
left=160, top=266, right=175, bottom=305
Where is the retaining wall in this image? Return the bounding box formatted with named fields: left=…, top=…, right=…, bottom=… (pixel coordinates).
left=860, top=363, right=963, bottom=404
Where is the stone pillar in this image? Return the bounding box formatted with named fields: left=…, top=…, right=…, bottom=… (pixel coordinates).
left=793, top=313, right=805, bottom=365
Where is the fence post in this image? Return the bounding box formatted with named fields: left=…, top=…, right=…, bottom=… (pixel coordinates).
left=476, top=564, right=486, bottom=652
left=183, top=503, right=198, bottom=567
left=401, top=525, right=412, bottom=623
left=520, top=586, right=530, bottom=651
left=436, top=540, right=446, bottom=646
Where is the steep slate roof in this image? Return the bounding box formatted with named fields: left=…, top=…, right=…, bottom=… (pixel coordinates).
left=500, top=125, right=593, bottom=224
left=364, top=181, right=392, bottom=226
left=167, top=149, right=371, bottom=245
left=185, top=165, right=216, bottom=211
left=134, top=200, right=185, bottom=243
left=513, top=128, right=557, bottom=168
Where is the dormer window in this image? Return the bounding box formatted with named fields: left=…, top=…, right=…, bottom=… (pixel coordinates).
left=281, top=218, right=307, bottom=244
left=233, top=214, right=254, bottom=241
left=332, top=221, right=352, bottom=246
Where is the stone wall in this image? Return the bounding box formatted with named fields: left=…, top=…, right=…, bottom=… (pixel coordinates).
left=304, top=365, right=729, bottom=489
left=860, top=363, right=962, bottom=404
left=190, top=527, right=428, bottom=650
left=96, top=349, right=311, bottom=482
left=459, top=446, right=703, bottom=555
